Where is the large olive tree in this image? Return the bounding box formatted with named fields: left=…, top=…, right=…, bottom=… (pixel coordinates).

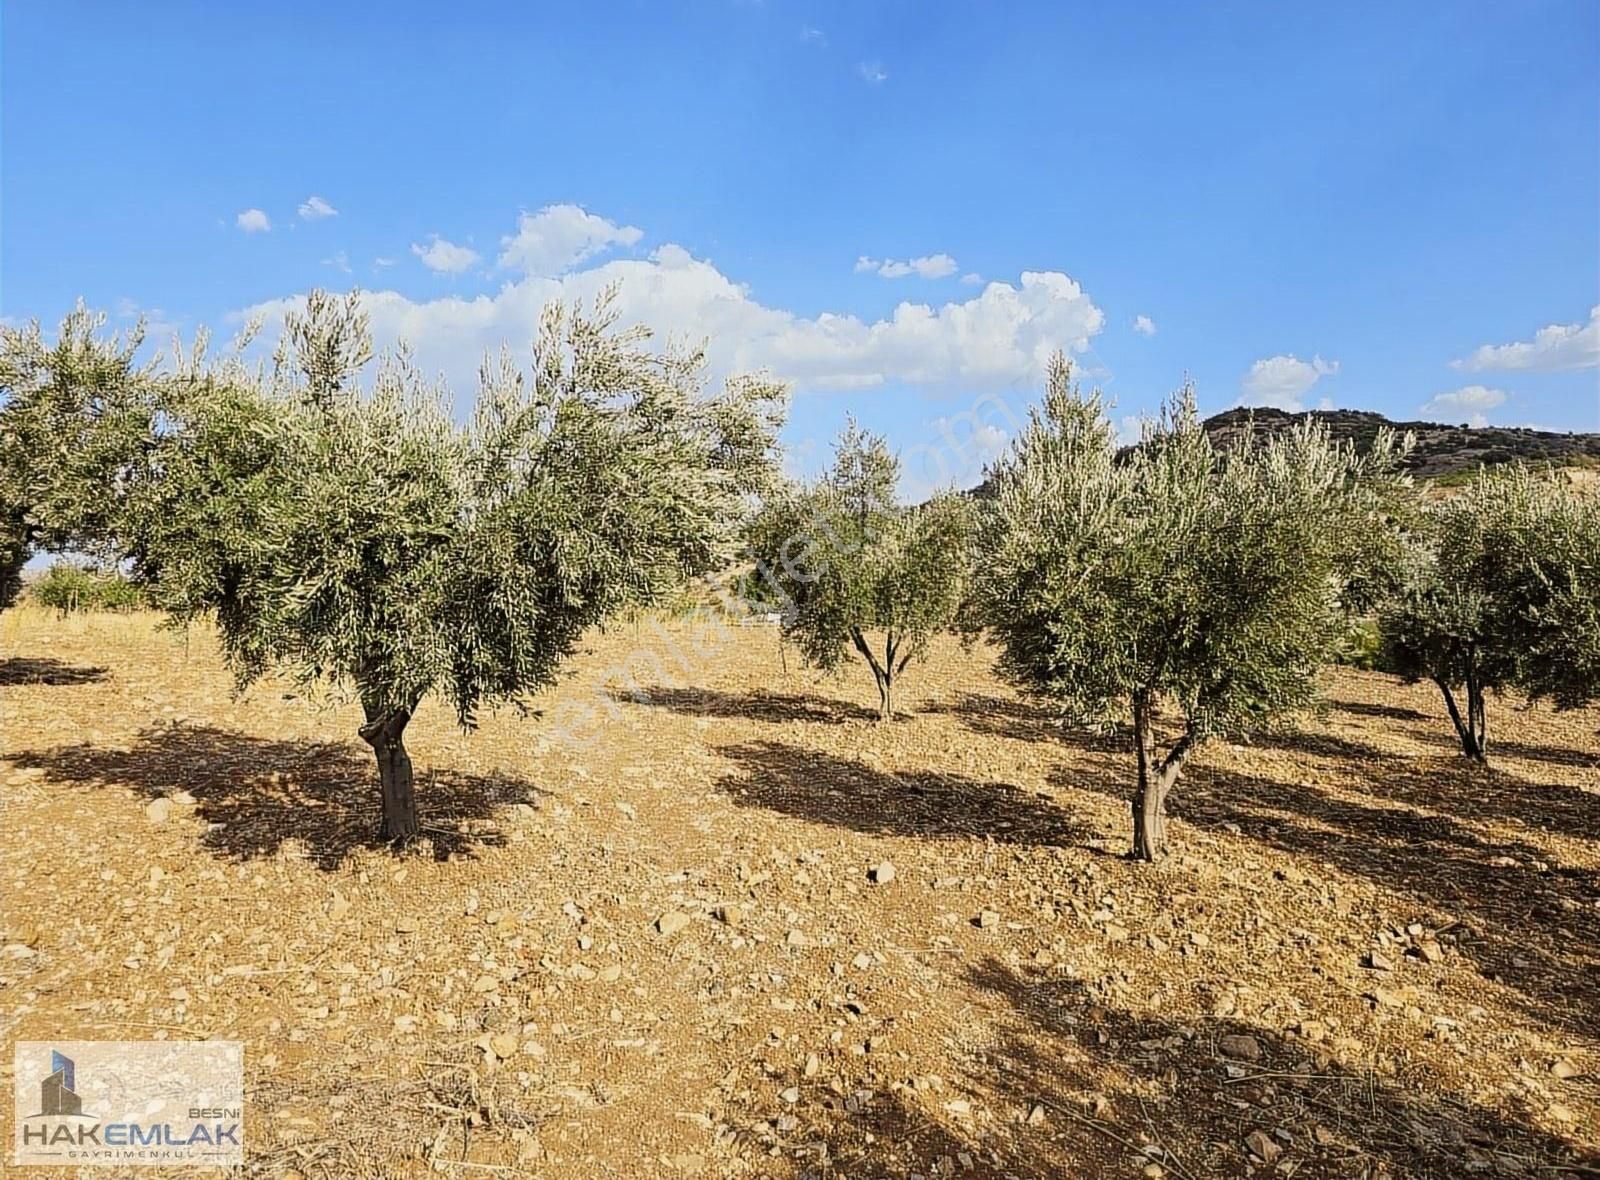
left=1381, top=464, right=1600, bottom=762
left=748, top=421, right=974, bottom=720
left=129, top=288, right=785, bottom=840
left=0, top=308, right=158, bottom=611
left=977, top=355, right=1406, bottom=860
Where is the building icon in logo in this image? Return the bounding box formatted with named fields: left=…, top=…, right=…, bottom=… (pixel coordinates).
left=34, top=1050, right=87, bottom=1117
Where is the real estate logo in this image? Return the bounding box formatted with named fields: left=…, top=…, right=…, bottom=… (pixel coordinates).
left=13, top=1041, right=244, bottom=1167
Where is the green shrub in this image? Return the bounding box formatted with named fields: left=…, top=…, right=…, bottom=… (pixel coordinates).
left=1334, top=618, right=1383, bottom=670
left=29, top=562, right=146, bottom=613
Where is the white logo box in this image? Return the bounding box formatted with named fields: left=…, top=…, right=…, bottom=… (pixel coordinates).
left=13, top=1041, right=244, bottom=1167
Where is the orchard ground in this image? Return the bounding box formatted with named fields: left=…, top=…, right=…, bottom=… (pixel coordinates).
left=1, top=608, right=1596, bottom=1179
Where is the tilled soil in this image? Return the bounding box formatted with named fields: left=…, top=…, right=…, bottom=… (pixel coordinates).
left=1, top=608, right=1597, bottom=1179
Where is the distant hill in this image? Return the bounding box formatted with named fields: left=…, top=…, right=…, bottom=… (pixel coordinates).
left=1200, top=408, right=1600, bottom=481
left=966, top=407, right=1599, bottom=500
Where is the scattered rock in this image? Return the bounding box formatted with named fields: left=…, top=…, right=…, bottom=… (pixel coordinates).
left=1365, top=951, right=1396, bottom=972
left=868, top=861, right=896, bottom=885
left=976, top=910, right=1001, bottom=930
left=1219, top=1034, right=1262, bottom=1063
left=1416, top=941, right=1444, bottom=964
left=1244, top=1129, right=1282, bottom=1164
left=1551, top=1059, right=1580, bottom=1080
left=779, top=1087, right=800, bottom=1104
left=1025, top=1102, right=1047, bottom=1127
left=713, top=903, right=745, bottom=927
left=144, top=797, right=174, bottom=825
left=394, top=917, right=420, bottom=934
left=656, top=911, right=690, bottom=937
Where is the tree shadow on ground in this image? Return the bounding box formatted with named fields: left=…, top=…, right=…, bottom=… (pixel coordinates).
left=1492, top=739, right=1600, bottom=770
left=7, top=725, right=542, bottom=870
left=741, top=958, right=1594, bottom=1179
left=970, top=958, right=1594, bottom=1178
left=0, top=656, right=109, bottom=686
left=1055, top=756, right=1600, bottom=1038
left=715, top=739, right=1100, bottom=847
left=1239, top=727, right=1392, bottom=762
left=922, top=691, right=1125, bottom=752
left=614, top=685, right=881, bottom=724
left=1329, top=697, right=1428, bottom=723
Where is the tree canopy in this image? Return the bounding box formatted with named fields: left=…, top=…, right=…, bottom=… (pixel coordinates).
left=1381, top=464, right=1600, bottom=761
left=748, top=420, right=974, bottom=720
left=0, top=307, right=158, bottom=610
left=127, top=288, right=786, bottom=838
left=976, top=355, right=1408, bottom=859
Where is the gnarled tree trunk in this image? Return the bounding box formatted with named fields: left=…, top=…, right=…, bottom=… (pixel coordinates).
left=1130, top=689, right=1197, bottom=862
left=360, top=700, right=419, bottom=841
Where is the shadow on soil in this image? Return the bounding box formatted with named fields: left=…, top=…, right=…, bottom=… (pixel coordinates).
left=617, top=685, right=882, bottom=724
left=922, top=690, right=1126, bottom=752
left=1054, top=753, right=1600, bottom=1039
left=1330, top=698, right=1428, bottom=723
left=0, top=656, right=109, bottom=686
left=715, top=739, right=1099, bottom=847
left=7, top=724, right=542, bottom=870
left=751, top=958, right=1595, bottom=1179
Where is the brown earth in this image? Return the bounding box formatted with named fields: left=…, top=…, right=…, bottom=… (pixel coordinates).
left=1, top=607, right=1597, bottom=1179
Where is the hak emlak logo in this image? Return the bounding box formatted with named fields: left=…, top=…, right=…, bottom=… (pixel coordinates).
left=13, top=1040, right=245, bottom=1167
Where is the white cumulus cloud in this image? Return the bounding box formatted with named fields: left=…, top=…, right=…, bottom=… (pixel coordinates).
left=1451, top=306, right=1600, bottom=373
left=241, top=211, right=1106, bottom=405
left=411, top=236, right=481, bottom=275
left=1239, top=353, right=1338, bottom=411
left=1132, top=314, right=1157, bottom=337
left=497, top=204, right=643, bottom=276
left=236, top=208, right=271, bottom=234
left=857, top=61, right=888, bottom=83
left=854, top=253, right=959, bottom=280
left=1421, top=384, right=1507, bottom=427
left=298, top=195, right=338, bottom=221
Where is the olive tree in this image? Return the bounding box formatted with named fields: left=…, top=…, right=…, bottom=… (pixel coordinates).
left=129, top=288, right=785, bottom=840
left=977, top=355, right=1406, bottom=861
left=1380, top=465, right=1600, bottom=762
left=748, top=421, right=974, bottom=720
left=0, top=307, right=157, bottom=611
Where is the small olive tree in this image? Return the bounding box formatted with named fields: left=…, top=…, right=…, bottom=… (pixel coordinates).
left=0, top=308, right=157, bottom=611
left=978, top=356, right=1406, bottom=860
left=748, top=421, right=974, bottom=720
left=1381, top=465, right=1600, bottom=762
left=129, top=288, right=785, bottom=840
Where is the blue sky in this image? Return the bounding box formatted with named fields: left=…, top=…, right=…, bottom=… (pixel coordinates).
left=4, top=1, right=1597, bottom=493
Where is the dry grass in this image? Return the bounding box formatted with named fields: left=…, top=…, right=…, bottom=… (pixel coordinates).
left=1, top=607, right=1597, bottom=1178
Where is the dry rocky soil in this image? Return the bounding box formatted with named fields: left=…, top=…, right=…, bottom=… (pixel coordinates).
left=1, top=608, right=1597, bottom=1179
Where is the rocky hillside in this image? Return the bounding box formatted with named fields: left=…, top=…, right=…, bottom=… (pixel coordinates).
left=1202, top=407, right=1600, bottom=480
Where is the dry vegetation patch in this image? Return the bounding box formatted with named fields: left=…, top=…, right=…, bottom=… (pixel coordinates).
left=2, top=608, right=1597, bottom=1178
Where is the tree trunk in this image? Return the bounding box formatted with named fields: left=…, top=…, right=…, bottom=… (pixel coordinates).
left=852, top=627, right=896, bottom=722
left=1129, top=690, right=1197, bottom=862
left=1436, top=676, right=1488, bottom=763
left=1131, top=691, right=1163, bottom=862
left=1467, top=674, right=1489, bottom=763
left=360, top=702, right=420, bottom=841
